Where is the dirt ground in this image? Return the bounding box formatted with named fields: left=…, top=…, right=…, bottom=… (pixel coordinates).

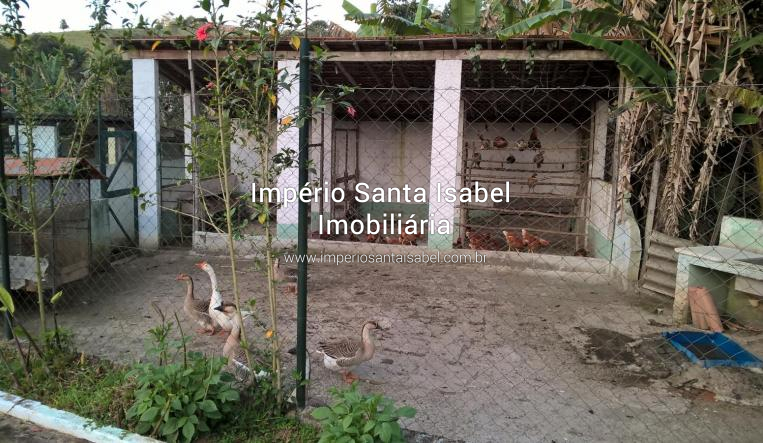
left=16, top=250, right=763, bottom=443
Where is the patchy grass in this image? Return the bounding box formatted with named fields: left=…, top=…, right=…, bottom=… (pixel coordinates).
left=0, top=343, right=133, bottom=427
left=0, top=343, right=318, bottom=442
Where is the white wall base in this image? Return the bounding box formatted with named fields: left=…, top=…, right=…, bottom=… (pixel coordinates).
left=0, top=390, right=158, bottom=443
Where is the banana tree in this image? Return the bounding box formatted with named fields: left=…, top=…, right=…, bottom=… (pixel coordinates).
left=498, top=1, right=763, bottom=240
left=343, top=0, right=430, bottom=36
left=343, top=0, right=485, bottom=35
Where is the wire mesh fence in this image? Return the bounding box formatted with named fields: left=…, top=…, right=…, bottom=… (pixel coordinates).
left=2, top=74, right=763, bottom=442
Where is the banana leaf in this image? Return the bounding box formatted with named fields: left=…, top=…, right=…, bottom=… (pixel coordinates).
left=570, top=33, right=672, bottom=88
left=343, top=0, right=429, bottom=36
left=496, top=8, right=574, bottom=39
left=450, top=0, right=481, bottom=33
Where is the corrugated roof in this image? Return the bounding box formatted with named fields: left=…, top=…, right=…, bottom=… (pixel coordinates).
left=4, top=158, right=106, bottom=180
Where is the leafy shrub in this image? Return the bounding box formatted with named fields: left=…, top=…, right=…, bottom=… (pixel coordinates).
left=126, top=352, right=240, bottom=442
left=312, top=383, right=416, bottom=443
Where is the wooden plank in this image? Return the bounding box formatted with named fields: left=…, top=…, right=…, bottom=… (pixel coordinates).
left=457, top=205, right=584, bottom=218
left=640, top=160, right=661, bottom=279
left=462, top=223, right=585, bottom=236
left=125, top=48, right=610, bottom=62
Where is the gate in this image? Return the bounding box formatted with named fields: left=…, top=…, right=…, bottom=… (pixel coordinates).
left=98, top=129, right=138, bottom=248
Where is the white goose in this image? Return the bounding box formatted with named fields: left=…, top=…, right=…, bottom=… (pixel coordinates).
left=195, top=261, right=251, bottom=335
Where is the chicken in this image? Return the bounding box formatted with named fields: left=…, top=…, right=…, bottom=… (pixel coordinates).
left=527, top=173, right=538, bottom=192
left=311, top=231, right=337, bottom=240
left=574, top=248, right=589, bottom=257
left=493, top=136, right=508, bottom=149
left=383, top=235, right=401, bottom=245
left=515, top=139, right=528, bottom=151
left=465, top=229, right=503, bottom=251
left=349, top=233, right=360, bottom=242
left=366, top=233, right=379, bottom=243
left=471, top=151, right=481, bottom=169
left=521, top=228, right=550, bottom=252
left=528, top=127, right=541, bottom=150
left=533, top=151, right=544, bottom=168
left=478, top=134, right=490, bottom=150
left=502, top=231, right=525, bottom=252
left=400, top=232, right=422, bottom=246
left=505, top=154, right=516, bottom=165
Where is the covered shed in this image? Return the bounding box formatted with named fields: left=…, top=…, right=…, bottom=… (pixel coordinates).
left=5, top=157, right=106, bottom=291
left=122, top=34, right=641, bottom=284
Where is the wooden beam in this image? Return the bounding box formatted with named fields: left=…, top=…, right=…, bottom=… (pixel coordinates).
left=125, top=48, right=610, bottom=62
left=161, top=60, right=193, bottom=89
left=335, top=62, right=357, bottom=85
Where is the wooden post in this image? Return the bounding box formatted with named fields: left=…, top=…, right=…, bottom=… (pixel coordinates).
left=640, top=159, right=661, bottom=279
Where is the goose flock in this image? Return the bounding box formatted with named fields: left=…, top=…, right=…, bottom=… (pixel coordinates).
left=176, top=260, right=383, bottom=385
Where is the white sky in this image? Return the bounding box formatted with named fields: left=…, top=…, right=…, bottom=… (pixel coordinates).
left=20, top=0, right=446, bottom=34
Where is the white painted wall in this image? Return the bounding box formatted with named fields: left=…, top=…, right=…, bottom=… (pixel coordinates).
left=462, top=122, right=584, bottom=200
left=428, top=59, right=463, bottom=248
left=10, top=125, right=58, bottom=158
left=311, top=105, right=333, bottom=219
left=275, top=60, right=300, bottom=235
left=588, top=179, right=612, bottom=238
left=132, top=58, right=161, bottom=249
left=341, top=120, right=432, bottom=196
left=590, top=100, right=609, bottom=180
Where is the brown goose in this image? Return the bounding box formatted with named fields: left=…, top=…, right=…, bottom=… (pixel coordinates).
left=219, top=310, right=269, bottom=384
left=177, top=273, right=215, bottom=335
left=317, top=320, right=381, bottom=383
left=273, top=257, right=310, bottom=293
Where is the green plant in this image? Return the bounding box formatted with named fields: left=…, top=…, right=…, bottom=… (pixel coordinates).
left=127, top=352, right=240, bottom=442
left=127, top=305, right=239, bottom=442
left=312, top=383, right=416, bottom=443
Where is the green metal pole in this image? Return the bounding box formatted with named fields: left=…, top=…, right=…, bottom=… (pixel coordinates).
left=0, top=81, right=14, bottom=339
left=296, top=37, right=311, bottom=408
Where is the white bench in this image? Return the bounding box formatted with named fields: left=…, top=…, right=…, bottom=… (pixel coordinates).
left=672, top=217, right=763, bottom=326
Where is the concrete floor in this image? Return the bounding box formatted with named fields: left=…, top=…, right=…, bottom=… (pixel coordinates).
left=17, top=250, right=763, bottom=443
left=0, top=415, right=86, bottom=443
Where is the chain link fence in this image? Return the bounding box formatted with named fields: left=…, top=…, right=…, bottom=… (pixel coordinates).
left=2, top=66, right=763, bottom=441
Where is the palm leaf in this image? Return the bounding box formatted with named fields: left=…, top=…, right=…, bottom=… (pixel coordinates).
left=733, top=87, right=763, bottom=111
left=576, top=6, right=644, bottom=34
left=729, top=34, right=763, bottom=56
left=496, top=8, right=574, bottom=39
left=732, top=113, right=760, bottom=126
left=414, top=0, right=429, bottom=25
left=450, top=0, right=481, bottom=33
left=570, top=33, right=671, bottom=87
left=343, top=0, right=428, bottom=36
